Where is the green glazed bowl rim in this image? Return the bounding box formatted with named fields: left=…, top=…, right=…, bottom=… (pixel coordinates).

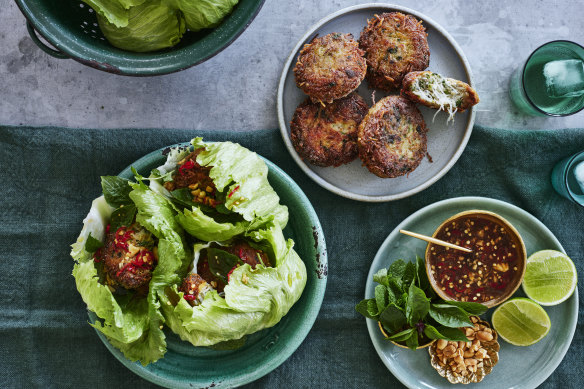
left=87, top=142, right=327, bottom=388
left=15, top=0, right=266, bottom=76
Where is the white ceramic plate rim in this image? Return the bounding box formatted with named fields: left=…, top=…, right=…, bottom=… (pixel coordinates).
left=364, top=196, right=578, bottom=388
left=277, top=3, right=476, bottom=202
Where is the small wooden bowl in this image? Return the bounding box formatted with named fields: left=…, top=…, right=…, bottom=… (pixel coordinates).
left=378, top=322, right=436, bottom=349
left=425, top=210, right=527, bottom=308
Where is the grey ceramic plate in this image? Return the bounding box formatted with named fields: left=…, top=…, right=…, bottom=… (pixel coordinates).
left=277, top=3, right=476, bottom=202
left=365, top=197, right=578, bottom=388
left=88, top=144, right=327, bottom=388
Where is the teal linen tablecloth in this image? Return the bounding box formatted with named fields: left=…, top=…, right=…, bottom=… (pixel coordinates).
left=0, top=125, right=582, bottom=388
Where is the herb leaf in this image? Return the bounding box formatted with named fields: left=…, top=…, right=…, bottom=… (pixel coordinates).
left=379, top=304, right=407, bottom=334
left=406, top=284, right=430, bottom=327
left=402, top=261, right=416, bottom=288
left=388, top=260, right=406, bottom=281
left=415, top=255, right=431, bottom=292
left=375, top=285, right=389, bottom=313
left=388, top=278, right=403, bottom=301
left=84, top=233, right=104, bottom=253
left=206, top=247, right=244, bottom=284
left=109, top=204, right=137, bottom=231
left=405, top=330, right=419, bottom=350
left=355, top=299, right=379, bottom=320
left=434, top=326, right=469, bottom=342
left=444, top=300, right=488, bottom=315
left=101, top=176, right=134, bottom=208
left=373, top=268, right=388, bottom=286
left=423, top=324, right=448, bottom=340
left=388, top=328, right=414, bottom=342
left=429, top=304, right=473, bottom=328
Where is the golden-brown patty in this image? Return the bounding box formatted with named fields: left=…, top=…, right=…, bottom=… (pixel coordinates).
left=290, top=93, right=369, bottom=167
left=401, top=71, right=479, bottom=112
left=358, top=95, right=428, bottom=178
left=359, top=12, right=430, bottom=91
left=294, top=33, right=367, bottom=103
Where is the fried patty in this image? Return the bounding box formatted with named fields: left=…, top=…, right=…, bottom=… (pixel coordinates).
left=359, top=12, right=430, bottom=91
left=401, top=71, right=480, bottom=112
left=179, top=273, right=212, bottom=305
left=290, top=93, right=369, bottom=167
left=358, top=95, right=428, bottom=178
left=163, top=150, right=220, bottom=208
left=101, top=223, right=157, bottom=290
left=294, top=32, right=367, bottom=104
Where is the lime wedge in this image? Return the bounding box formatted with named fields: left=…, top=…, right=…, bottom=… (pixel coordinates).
left=522, top=250, right=577, bottom=306
left=492, top=298, right=551, bottom=346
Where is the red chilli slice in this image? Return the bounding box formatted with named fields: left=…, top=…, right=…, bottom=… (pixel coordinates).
left=178, top=160, right=195, bottom=176
left=227, top=185, right=240, bottom=198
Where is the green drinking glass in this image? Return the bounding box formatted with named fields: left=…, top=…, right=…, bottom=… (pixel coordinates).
left=551, top=150, right=584, bottom=207
left=509, top=40, right=584, bottom=116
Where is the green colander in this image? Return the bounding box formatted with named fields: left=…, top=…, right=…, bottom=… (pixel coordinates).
left=15, top=0, right=265, bottom=76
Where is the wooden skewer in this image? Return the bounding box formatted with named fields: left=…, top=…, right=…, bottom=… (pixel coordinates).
left=399, top=229, right=472, bottom=253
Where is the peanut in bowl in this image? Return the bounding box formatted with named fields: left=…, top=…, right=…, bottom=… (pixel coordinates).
left=425, top=210, right=527, bottom=308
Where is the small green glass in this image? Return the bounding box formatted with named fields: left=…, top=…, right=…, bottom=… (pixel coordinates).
left=551, top=150, right=584, bottom=207
left=509, top=40, right=584, bottom=116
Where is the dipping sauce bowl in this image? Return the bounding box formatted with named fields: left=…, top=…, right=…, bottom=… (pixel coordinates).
left=425, top=210, right=527, bottom=308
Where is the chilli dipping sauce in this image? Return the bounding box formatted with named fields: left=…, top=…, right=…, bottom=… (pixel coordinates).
left=427, top=212, right=524, bottom=305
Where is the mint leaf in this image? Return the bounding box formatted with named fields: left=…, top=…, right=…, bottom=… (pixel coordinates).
left=373, top=268, right=388, bottom=286
left=424, top=324, right=447, bottom=340
left=405, top=330, right=419, bottom=350
left=379, top=304, right=407, bottom=334
left=429, top=304, right=473, bottom=328
left=109, top=204, right=137, bottom=231
left=388, top=328, right=414, bottom=342
left=406, top=284, right=430, bottom=327
left=355, top=299, right=379, bottom=319
left=375, top=285, right=389, bottom=313
left=206, top=247, right=244, bottom=284
left=443, top=300, right=488, bottom=315
left=388, top=260, right=406, bottom=280
left=402, top=261, right=416, bottom=288
left=101, top=176, right=133, bottom=208
left=434, top=326, right=469, bottom=342
left=84, top=233, right=104, bottom=253
left=415, top=255, right=431, bottom=291
left=388, top=278, right=403, bottom=300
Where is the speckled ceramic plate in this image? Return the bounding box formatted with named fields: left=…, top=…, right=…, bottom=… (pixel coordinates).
left=277, top=3, right=476, bottom=202
left=365, top=197, right=577, bottom=388
left=88, top=143, right=327, bottom=388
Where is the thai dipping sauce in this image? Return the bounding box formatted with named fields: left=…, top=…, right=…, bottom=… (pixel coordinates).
left=427, top=214, right=523, bottom=304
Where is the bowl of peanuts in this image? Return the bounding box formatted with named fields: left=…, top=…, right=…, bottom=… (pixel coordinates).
left=428, top=316, right=500, bottom=384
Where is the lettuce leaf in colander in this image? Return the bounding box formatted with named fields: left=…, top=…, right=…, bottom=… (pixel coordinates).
left=82, top=0, right=146, bottom=28
left=174, top=0, right=239, bottom=31
left=96, top=0, right=186, bottom=52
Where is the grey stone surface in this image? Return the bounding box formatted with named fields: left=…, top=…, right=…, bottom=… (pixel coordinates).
left=2, top=0, right=584, bottom=130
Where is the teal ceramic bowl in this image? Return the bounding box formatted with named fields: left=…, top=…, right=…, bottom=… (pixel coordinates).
left=88, top=144, right=327, bottom=387
left=365, top=197, right=577, bottom=389
left=15, top=0, right=265, bottom=75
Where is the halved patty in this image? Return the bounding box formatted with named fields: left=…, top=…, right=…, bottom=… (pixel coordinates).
left=290, top=93, right=369, bottom=167
left=401, top=71, right=480, bottom=113
left=358, top=95, right=428, bottom=178
left=294, top=32, right=367, bottom=103
left=359, top=12, right=430, bottom=91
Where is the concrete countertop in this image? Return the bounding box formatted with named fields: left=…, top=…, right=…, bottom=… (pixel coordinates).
left=2, top=0, right=584, bottom=130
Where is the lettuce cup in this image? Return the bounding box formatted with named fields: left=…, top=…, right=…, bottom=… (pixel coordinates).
left=149, top=138, right=289, bottom=242
left=71, top=176, right=187, bottom=365
left=160, top=221, right=307, bottom=346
